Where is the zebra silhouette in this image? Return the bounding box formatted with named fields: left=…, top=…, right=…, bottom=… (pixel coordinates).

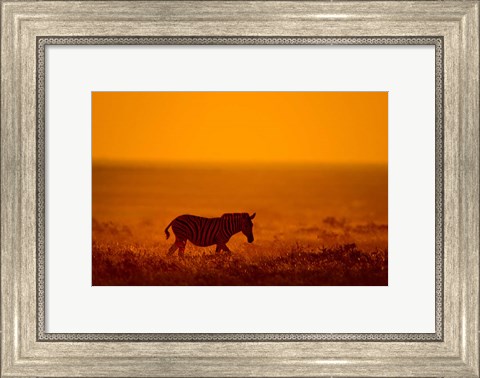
left=165, top=212, right=256, bottom=256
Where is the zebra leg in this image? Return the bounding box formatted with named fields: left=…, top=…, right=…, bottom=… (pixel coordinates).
left=167, top=242, right=179, bottom=256
left=167, top=238, right=186, bottom=256
left=216, top=243, right=231, bottom=254
left=178, top=240, right=187, bottom=258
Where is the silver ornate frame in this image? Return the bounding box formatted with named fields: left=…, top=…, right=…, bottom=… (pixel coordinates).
left=36, top=36, right=444, bottom=343
left=2, top=1, right=478, bottom=377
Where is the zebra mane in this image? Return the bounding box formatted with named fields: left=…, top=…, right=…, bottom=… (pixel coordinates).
left=221, top=213, right=248, bottom=219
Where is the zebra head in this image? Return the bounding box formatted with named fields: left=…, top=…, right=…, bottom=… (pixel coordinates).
left=241, top=212, right=256, bottom=243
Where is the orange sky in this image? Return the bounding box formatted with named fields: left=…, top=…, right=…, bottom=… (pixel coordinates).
left=92, top=92, right=387, bottom=164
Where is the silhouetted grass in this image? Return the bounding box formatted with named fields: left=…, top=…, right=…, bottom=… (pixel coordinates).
left=92, top=241, right=387, bottom=286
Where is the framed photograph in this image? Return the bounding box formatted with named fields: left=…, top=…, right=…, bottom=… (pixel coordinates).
left=1, top=1, right=478, bottom=377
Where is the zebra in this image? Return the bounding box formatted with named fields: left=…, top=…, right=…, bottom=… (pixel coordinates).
left=164, top=212, right=256, bottom=257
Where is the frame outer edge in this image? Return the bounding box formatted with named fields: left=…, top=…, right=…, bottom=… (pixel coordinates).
left=1, top=0, right=22, bottom=376
left=458, top=2, right=479, bottom=376
left=1, top=0, right=479, bottom=377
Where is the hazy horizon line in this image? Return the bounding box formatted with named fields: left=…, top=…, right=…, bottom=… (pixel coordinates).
left=92, top=159, right=388, bottom=168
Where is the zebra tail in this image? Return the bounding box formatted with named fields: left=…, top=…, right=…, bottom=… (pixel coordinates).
left=165, top=221, right=174, bottom=240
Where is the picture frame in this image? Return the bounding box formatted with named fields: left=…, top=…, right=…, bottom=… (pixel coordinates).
left=1, top=1, right=478, bottom=376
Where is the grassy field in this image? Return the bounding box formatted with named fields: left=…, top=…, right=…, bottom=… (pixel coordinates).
left=92, top=216, right=387, bottom=286
left=92, top=164, right=388, bottom=286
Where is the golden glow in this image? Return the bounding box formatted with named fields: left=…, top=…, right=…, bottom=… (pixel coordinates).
left=92, top=92, right=387, bottom=164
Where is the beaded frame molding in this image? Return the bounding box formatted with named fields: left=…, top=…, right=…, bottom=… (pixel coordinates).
left=36, top=36, right=444, bottom=342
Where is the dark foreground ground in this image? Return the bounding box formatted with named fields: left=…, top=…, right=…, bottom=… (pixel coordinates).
left=92, top=242, right=388, bottom=286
